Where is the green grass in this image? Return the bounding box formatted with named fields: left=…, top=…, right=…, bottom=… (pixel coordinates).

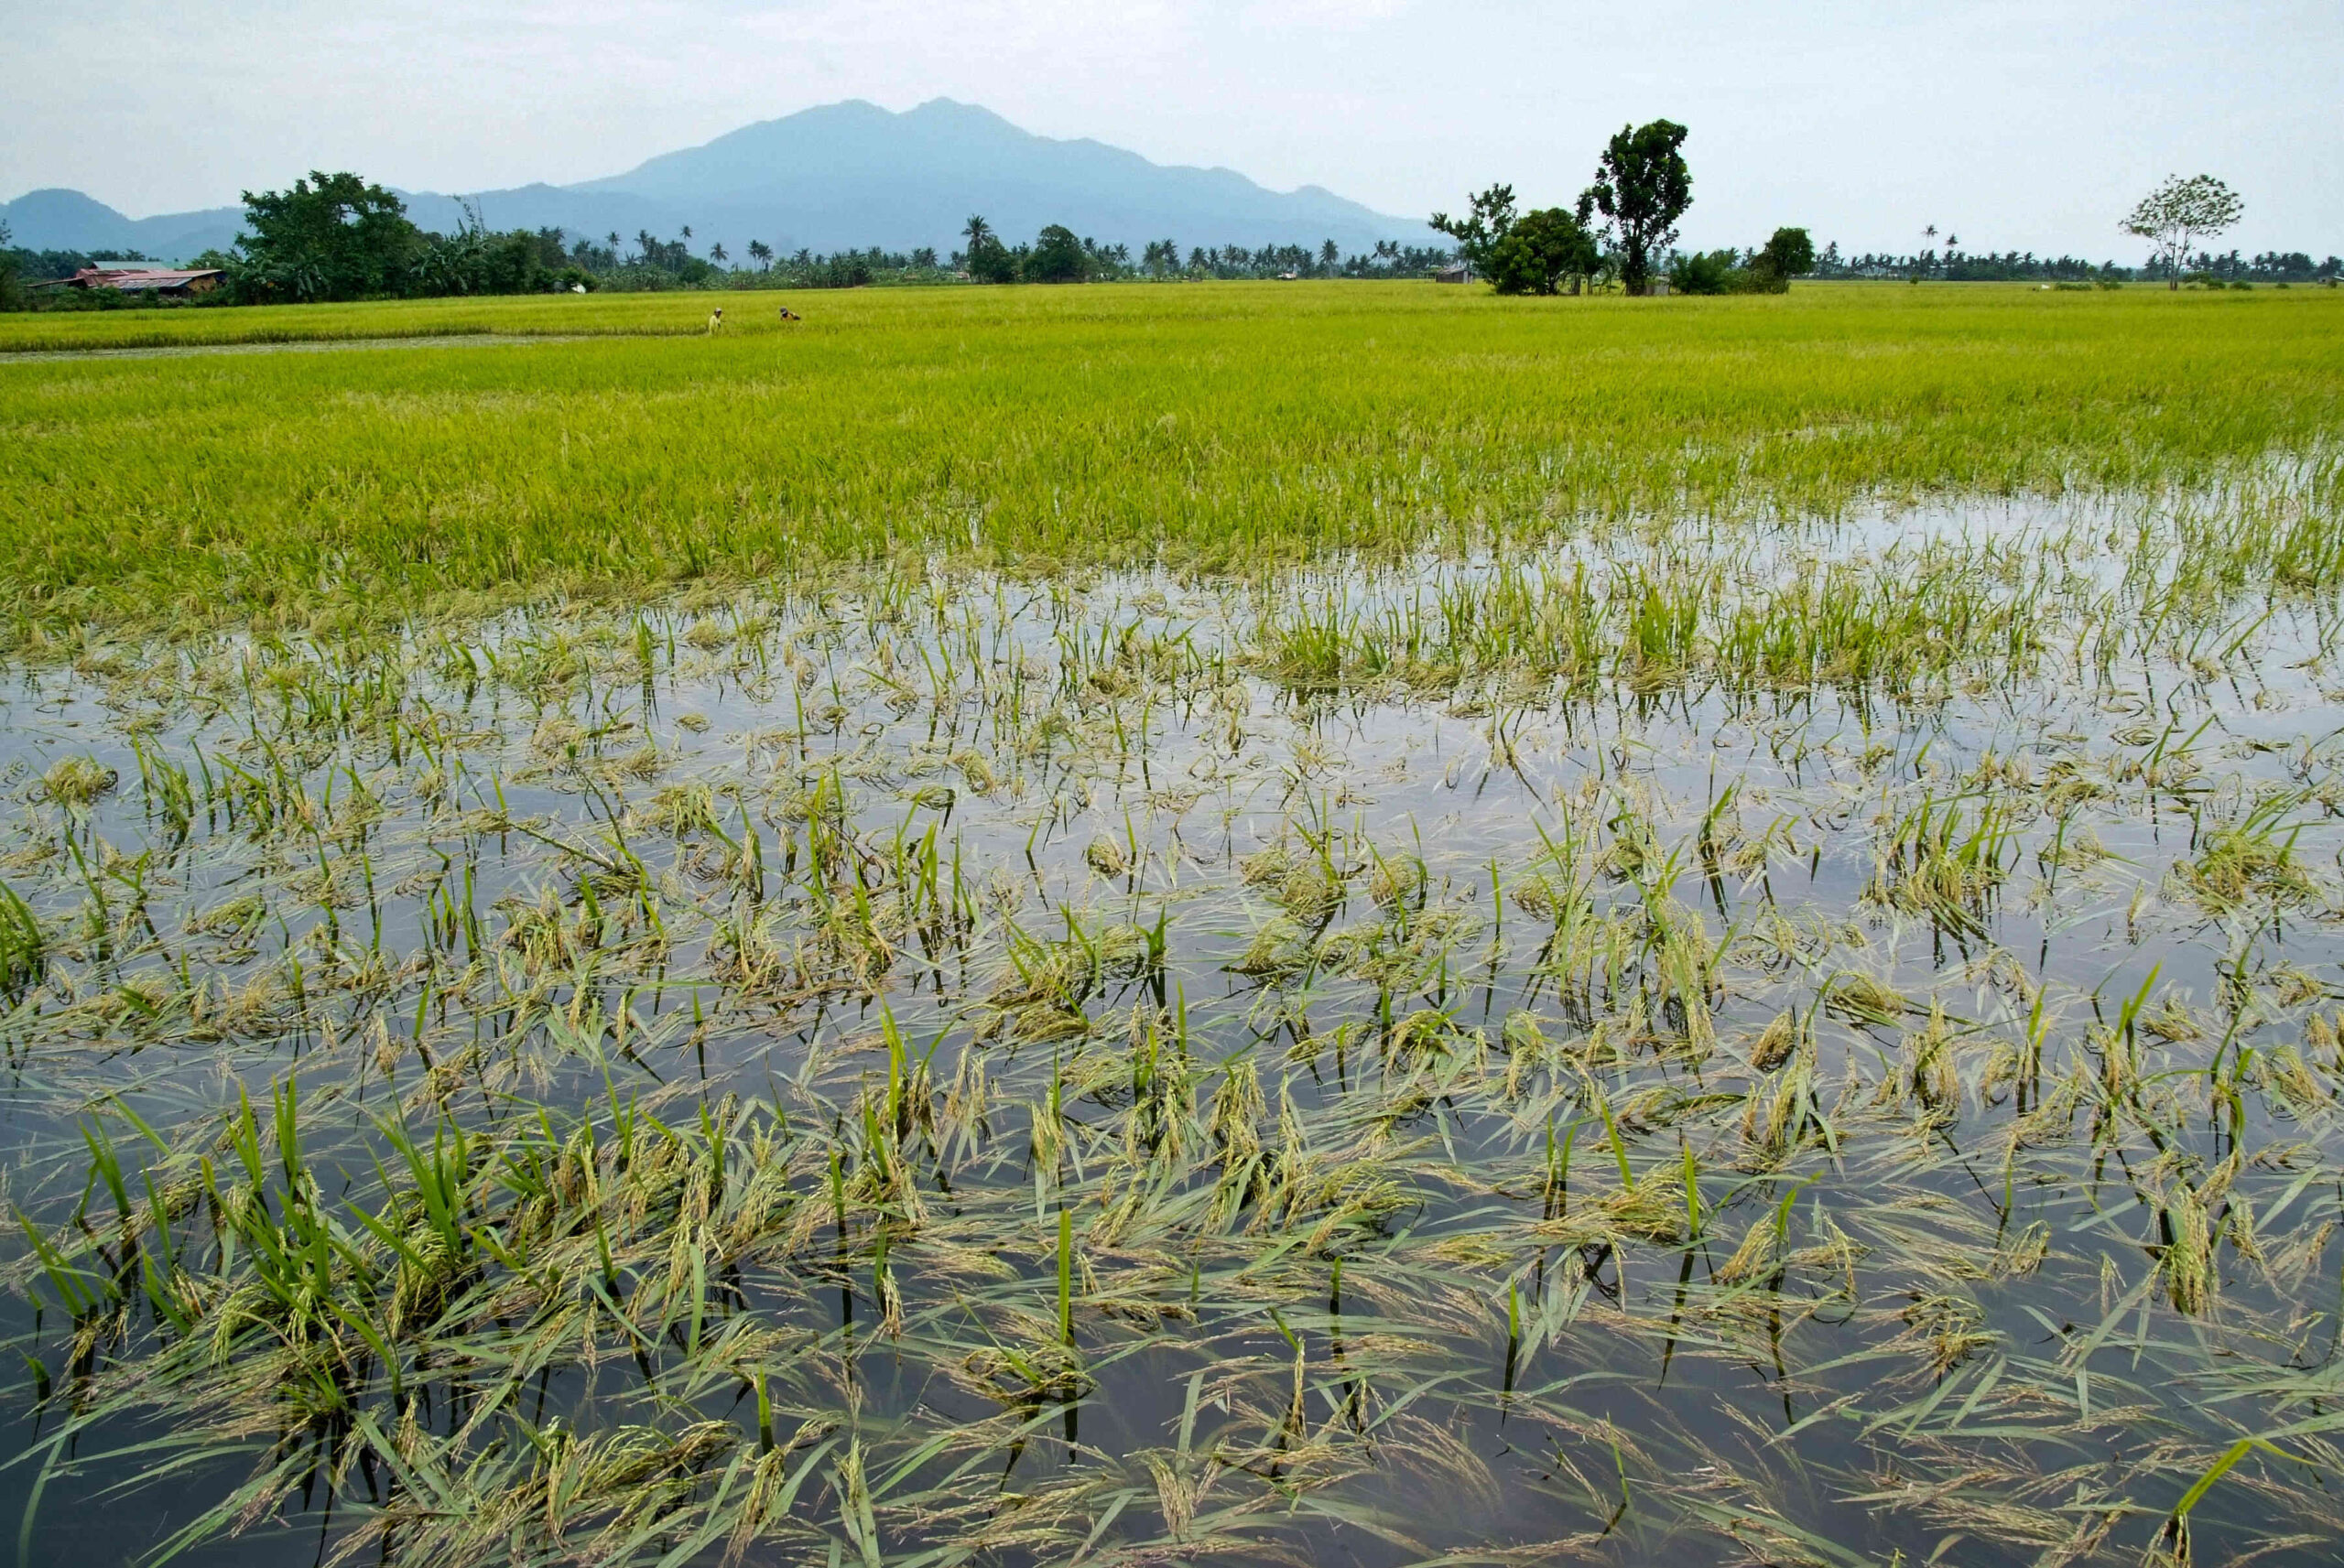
left=2, top=282, right=2338, bottom=644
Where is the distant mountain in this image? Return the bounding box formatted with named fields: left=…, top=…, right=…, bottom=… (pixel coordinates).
left=5, top=100, right=1435, bottom=265
left=0, top=188, right=243, bottom=262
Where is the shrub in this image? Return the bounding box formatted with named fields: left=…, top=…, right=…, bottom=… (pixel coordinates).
left=1667, top=250, right=1741, bottom=295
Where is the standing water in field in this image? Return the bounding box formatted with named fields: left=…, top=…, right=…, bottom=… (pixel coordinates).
left=1, top=496, right=2341, bottom=1567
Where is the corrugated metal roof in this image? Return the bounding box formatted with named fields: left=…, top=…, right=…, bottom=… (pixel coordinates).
left=73, top=267, right=224, bottom=289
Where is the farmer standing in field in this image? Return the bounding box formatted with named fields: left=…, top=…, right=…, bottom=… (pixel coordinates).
left=706, top=307, right=724, bottom=335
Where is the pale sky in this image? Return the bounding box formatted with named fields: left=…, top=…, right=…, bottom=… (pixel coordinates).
left=4, top=0, right=2338, bottom=258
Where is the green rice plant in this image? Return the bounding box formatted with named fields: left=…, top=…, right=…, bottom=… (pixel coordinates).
left=5, top=284, right=2339, bottom=646
left=0, top=879, right=41, bottom=1002
left=1865, top=790, right=2020, bottom=932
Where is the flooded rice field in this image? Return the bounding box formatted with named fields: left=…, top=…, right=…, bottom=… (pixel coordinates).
left=2, top=498, right=2341, bottom=1567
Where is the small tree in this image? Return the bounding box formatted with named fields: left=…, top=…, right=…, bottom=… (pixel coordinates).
left=1429, top=184, right=1518, bottom=278
left=960, top=215, right=1016, bottom=282
left=1141, top=239, right=1183, bottom=277
left=1025, top=225, right=1089, bottom=284
left=2123, top=175, right=2244, bottom=288
left=1487, top=208, right=1601, bottom=296
left=1753, top=227, right=1815, bottom=287
left=1578, top=121, right=1692, bottom=296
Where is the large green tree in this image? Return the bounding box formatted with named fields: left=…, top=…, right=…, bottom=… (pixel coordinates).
left=1578, top=121, right=1692, bottom=296
left=1487, top=207, right=1601, bottom=296
left=1024, top=224, right=1090, bottom=284
left=234, top=171, right=420, bottom=302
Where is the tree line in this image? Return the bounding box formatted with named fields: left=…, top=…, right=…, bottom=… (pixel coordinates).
left=0, top=173, right=1470, bottom=308
left=1807, top=245, right=2340, bottom=285
left=955, top=219, right=1452, bottom=284
left=6, top=160, right=2334, bottom=310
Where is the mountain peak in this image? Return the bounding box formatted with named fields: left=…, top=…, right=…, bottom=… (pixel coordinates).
left=565, top=99, right=1427, bottom=254
left=0, top=185, right=243, bottom=260
left=8, top=100, right=1431, bottom=264
left=5, top=188, right=133, bottom=222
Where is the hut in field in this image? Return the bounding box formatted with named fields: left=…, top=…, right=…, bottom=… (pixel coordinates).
left=1435, top=262, right=1472, bottom=285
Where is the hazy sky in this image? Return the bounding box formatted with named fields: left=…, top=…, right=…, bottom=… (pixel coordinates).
left=5, top=0, right=2338, bottom=256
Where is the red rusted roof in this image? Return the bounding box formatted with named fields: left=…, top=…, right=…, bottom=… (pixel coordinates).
left=68, top=267, right=224, bottom=290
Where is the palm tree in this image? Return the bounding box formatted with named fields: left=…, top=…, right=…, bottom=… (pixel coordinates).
left=962, top=215, right=993, bottom=255
left=747, top=240, right=773, bottom=271
left=709, top=243, right=727, bottom=265
left=1913, top=224, right=1939, bottom=283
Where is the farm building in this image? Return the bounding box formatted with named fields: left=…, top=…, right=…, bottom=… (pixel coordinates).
left=28, top=264, right=225, bottom=298
left=1435, top=262, right=1472, bottom=284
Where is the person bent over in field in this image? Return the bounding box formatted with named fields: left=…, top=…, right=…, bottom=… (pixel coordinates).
left=707, top=308, right=724, bottom=334
left=777, top=306, right=801, bottom=321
